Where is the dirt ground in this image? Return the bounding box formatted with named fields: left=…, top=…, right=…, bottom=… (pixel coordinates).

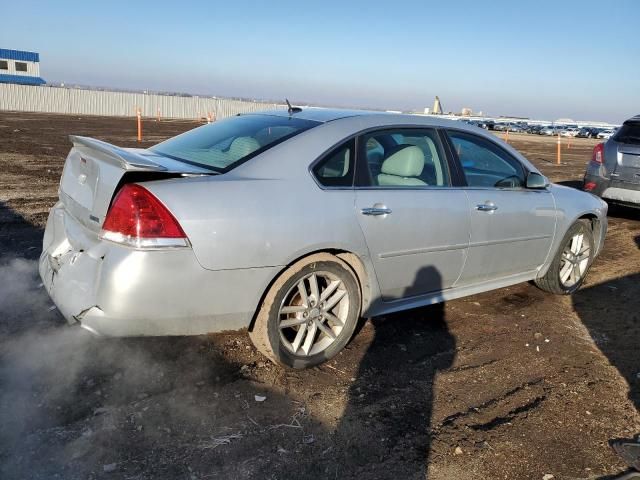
left=0, top=112, right=639, bottom=480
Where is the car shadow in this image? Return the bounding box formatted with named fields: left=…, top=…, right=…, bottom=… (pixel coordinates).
left=608, top=205, right=640, bottom=222
left=327, top=266, right=454, bottom=478
left=572, top=238, right=640, bottom=477
left=556, top=180, right=583, bottom=190
left=0, top=200, right=44, bottom=261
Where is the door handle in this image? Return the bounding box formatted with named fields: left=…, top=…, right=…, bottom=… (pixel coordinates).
left=361, top=207, right=392, bottom=216
left=476, top=203, right=498, bottom=212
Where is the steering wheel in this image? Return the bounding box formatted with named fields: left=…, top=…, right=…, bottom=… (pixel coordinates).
left=494, top=175, right=522, bottom=188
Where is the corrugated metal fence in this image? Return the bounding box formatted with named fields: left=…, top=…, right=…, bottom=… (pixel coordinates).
left=0, top=83, right=284, bottom=119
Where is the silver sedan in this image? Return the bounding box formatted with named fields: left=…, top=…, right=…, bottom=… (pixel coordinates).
left=40, top=108, right=608, bottom=368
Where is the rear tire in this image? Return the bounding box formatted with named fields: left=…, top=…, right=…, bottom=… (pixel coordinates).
left=535, top=219, right=594, bottom=295
left=249, top=253, right=361, bottom=369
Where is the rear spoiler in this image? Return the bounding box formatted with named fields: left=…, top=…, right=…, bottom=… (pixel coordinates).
left=69, top=135, right=168, bottom=171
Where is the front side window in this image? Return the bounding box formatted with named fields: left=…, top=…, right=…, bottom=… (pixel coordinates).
left=447, top=130, right=525, bottom=188
left=358, top=128, right=450, bottom=187
left=151, top=114, right=319, bottom=172
left=312, top=139, right=355, bottom=187
left=0, top=60, right=8, bottom=70
left=15, top=62, right=28, bottom=72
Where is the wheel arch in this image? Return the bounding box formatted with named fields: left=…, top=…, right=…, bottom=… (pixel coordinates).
left=247, top=248, right=376, bottom=333
left=537, top=210, right=603, bottom=278
left=577, top=213, right=603, bottom=253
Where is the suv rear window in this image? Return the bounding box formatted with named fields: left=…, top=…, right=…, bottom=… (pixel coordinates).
left=151, top=114, right=319, bottom=172
left=614, top=122, right=640, bottom=145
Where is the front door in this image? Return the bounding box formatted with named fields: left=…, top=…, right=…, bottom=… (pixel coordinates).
left=445, top=129, right=556, bottom=285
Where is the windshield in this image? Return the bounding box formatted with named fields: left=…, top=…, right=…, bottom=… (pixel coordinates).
left=151, top=114, right=320, bottom=172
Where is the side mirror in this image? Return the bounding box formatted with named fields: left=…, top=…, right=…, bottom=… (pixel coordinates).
left=526, top=172, right=549, bottom=189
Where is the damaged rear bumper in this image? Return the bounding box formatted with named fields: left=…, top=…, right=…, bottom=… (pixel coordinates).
left=39, top=202, right=280, bottom=336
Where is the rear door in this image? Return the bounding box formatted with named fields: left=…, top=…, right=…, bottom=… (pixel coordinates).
left=610, top=120, right=640, bottom=187
left=353, top=128, right=469, bottom=300
left=444, top=129, right=556, bottom=285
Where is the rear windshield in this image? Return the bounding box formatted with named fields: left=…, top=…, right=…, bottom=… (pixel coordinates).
left=614, top=123, right=640, bottom=145
left=151, top=114, right=319, bottom=172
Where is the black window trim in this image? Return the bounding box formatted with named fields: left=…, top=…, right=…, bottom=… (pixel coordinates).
left=0, top=60, right=8, bottom=70
left=443, top=128, right=533, bottom=191
left=15, top=61, right=28, bottom=72
left=308, top=123, right=543, bottom=192
left=310, top=137, right=357, bottom=189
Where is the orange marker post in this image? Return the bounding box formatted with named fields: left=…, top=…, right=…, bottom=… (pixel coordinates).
left=556, top=134, right=561, bottom=165
left=504, top=128, right=509, bottom=143
left=157, top=107, right=161, bottom=122
left=137, top=108, right=142, bottom=142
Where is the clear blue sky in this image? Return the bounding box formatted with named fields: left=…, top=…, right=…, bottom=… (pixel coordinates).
left=2, top=0, right=638, bottom=123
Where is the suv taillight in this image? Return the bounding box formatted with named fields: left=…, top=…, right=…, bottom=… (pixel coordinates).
left=101, top=184, right=189, bottom=248
left=591, top=143, right=604, bottom=164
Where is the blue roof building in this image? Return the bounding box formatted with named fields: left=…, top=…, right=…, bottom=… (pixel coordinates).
left=0, top=49, right=46, bottom=85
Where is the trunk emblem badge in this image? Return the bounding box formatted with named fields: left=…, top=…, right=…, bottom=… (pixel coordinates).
left=78, top=173, right=87, bottom=184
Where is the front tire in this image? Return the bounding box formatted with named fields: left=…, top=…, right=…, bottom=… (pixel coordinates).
left=535, top=219, right=594, bottom=294
left=249, top=253, right=361, bottom=369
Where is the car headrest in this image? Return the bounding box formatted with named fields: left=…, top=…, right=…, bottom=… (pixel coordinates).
left=228, top=136, right=261, bottom=161
left=380, top=145, right=425, bottom=177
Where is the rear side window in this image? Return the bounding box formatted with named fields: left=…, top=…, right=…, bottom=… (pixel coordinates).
left=447, top=130, right=525, bottom=188
left=358, top=128, right=450, bottom=187
left=313, top=139, right=355, bottom=187
left=614, top=122, right=640, bottom=145
left=151, top=115, right=319, bottom=173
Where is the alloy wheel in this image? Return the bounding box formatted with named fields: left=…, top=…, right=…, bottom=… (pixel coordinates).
left=278, top=271, right=349, bottom=356
left=559, top=231, right=591, bottom=288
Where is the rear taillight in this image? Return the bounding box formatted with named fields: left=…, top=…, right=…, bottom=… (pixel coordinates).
left=583, top=181, right=597, bottom=191
left=591, top=143, right=604, bottom=164
left=101, top=184, right=189, bottom=248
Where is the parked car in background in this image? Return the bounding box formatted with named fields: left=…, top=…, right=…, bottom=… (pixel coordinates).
left=493, top=123, right=523, bottom=133
left=483, top=120, right=496, bottom=130
left=540, top=126, right=559, bottom=136
left=469, top=120, right=491, bottom=130
left=577, top=128, right=599, bottom=138
left=562, top=128, right=580, bottom=137
left=597, top=129, right=616, bottom=140
left=584, top=115, right=640, bottom=209
left=39, top=108, right=608, bottom=368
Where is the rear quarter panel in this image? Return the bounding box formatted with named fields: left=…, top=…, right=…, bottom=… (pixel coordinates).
left=145, top=174, right=369, bottom=271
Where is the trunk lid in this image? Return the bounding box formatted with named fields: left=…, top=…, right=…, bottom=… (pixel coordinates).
left=59, top=136, right=212, bottom=232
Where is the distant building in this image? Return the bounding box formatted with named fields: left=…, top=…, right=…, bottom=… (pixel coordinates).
left=0, top=49, right=46, bottom=85
left=432, top=96, right=443, bottom=115
left=461, top=107, right=473, bottom=116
